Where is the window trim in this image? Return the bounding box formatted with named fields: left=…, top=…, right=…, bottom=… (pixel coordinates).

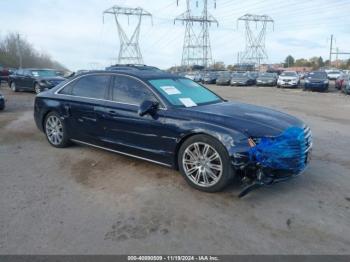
left=55, top=73, right=167, bottom=109
left=69, top=74, right=111, bottom=100
left=109, top=75, right=164, bottom=109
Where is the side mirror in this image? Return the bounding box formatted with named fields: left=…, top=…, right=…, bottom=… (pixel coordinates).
left=138, top=100, right=159, bottom=117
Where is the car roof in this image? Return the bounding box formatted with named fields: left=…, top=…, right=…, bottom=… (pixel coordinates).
left=77, top=69, right=178, bottom=81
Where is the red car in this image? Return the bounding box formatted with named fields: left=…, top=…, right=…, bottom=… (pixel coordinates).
left=335, top=73, right=349, bottom=90
left=0, top=67, right=15, bottom=83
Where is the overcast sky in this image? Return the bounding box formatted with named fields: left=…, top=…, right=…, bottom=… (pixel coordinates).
left=1, top=0, right=350, bottom=71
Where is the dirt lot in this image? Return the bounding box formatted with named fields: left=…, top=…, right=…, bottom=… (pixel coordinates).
left=0, top=82, right=350, bottom=254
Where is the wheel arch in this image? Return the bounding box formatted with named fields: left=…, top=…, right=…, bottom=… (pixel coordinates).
left=173, top=130, right=234, bottom=170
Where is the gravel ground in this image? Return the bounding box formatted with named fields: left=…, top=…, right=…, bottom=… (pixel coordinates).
left=0, top=82, right=349, bottom=255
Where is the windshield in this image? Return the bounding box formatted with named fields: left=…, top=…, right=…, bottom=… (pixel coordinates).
left=218, top=72, right=231, bottom=77
left=30, top=70, right=58, bottom=77
left=149, top=78, right=222, bottom=107
left=232, top=73, right=248, bottom=78
left=259, top=73, right=275, bottom=78
left=329, top=71, right=340, bottom=74
left=281, top=72, right=297, bottom=77
left=308, top=72, right=327, bottom=79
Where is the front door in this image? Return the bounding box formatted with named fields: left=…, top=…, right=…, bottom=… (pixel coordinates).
left=101, top=75, right=175, bottom=165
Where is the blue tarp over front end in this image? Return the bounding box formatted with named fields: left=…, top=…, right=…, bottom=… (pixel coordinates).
left=249, top=127, right=308, bottom=173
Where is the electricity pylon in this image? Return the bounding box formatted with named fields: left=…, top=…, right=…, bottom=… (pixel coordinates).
left=175, top=0, right=218, bottom=68
left=237, top=14, right=274, bottom=67
left=103, top=6, right=152, bottom=65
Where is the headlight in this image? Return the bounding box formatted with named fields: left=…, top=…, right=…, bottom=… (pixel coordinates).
left=324, top=80, right=329, bottom=84
left=305, top=79, right=310, bottom=83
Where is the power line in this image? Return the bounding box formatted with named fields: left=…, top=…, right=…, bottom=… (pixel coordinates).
left=174, top=0, right=218, bottom=68
left=103, top=6, right=152, bottom=64
left=237, top=14, right=274, bottom=67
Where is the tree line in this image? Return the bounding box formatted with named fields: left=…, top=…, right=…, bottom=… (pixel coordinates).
left=0, top=33, right=67, bottom=71
left=284, top=55, right=350, bottom=70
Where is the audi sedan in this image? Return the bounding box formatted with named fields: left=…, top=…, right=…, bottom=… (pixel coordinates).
left=34, top=69, right=312, bottom=196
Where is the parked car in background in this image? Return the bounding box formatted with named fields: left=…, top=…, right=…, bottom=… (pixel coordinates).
left=34, top=67, right=312, bottom=195
left=216, top=71, right=232, bottom=86
left=230, top=72, right=255, bottom=86
left=277, top=71, right=300, bottom=88
left=298, top=72, right=306, bottom=79
left=335, top=72, right=349, bottom=90
left=256, top=72, right=277, bottom=86
left=248, top=71, right=259, bottom=80
left=8, top=68, right=66, bottom=94
left=184, top=72, right=202, bottom=82
left=343, top=80, right=350, bottom=95
left=0, top=66, right=11, bottom=84
left=327, top=70, right=342, bottom=80
left=184, top=72, right=196, bottom=81
left=202, top=71, right=218, bottom=84
left=0, top=92, right=5, bottom=110
left=304, top=71, right=329, bottom=92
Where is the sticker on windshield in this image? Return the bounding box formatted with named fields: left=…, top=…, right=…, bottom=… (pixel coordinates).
left=160, top=86, right=181, bottom=95
left=32, top=71, right=39, bottom=77
left=179, top=98, right=197, bottom=107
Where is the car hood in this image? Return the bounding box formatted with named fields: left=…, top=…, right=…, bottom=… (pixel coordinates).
left=217, top=77, right=231, bottom=81
left=231, top=78, right=249, bottom=81
left=307, top=77, right=327, bottom=82
left=257, top=77, right=275, bottom=81
left=279, top=76, right=298, bottom=81
left=183, top=101, right=304, bottom=137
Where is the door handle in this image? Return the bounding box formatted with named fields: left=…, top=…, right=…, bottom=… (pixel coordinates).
left=108, top=110, right=119, bottom=116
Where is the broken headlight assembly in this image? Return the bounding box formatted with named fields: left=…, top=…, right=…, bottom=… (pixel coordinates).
left=239, top=126, right=312, bottom=197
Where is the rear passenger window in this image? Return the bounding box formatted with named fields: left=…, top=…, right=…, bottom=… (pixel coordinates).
left=71, top=75, right=110, bottom=99
left=112, top=76, right=156, bottom=105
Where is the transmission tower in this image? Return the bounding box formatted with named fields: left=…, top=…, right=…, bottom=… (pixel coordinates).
left=175, top=0, right=218, bottom=68
left=237, top=14, right=274, bottom=67
left=103, top=6, right=152, bottom=65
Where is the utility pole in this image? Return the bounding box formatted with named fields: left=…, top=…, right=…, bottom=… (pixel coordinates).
left=329, top=35, right=350, bottom=68
left=329, top=34, right=333, bottom=66
left=237, top=14, right=274, bottom=68
left=103, top=6, right=152, bottom=65
left=16, top=33, right=23, bottom=68
left=175, top=0, right=218, bottom=69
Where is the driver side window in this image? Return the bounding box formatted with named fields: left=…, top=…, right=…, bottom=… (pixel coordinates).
left=112, top=76, right=157, bottom=105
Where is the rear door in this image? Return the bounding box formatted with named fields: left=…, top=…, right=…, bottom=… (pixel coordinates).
left=64, top=74, right=111, bottom=144
left=14, top=69, right=25, bottom=87
left=22, top=70, right=35, bottom=90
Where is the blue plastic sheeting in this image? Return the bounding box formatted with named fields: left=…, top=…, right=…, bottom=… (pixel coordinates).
left=249, top=127, right=308, bottom=173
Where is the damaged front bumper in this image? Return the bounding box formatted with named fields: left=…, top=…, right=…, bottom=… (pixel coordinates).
left=230, top=126, right=313, bottom=197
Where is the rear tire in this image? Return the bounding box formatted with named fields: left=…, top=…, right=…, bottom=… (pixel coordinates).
left=178, top=134, right=235, bottom=193
left=44, top=112, right=70, bottom=148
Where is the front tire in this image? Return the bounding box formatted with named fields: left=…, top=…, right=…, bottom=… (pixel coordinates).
left=34, top=83, right=41, bottom=94
left=178, top=134, right=235, bottom=192
left=44, top=112, right=70, bottom=148
left=11, top=82, right=18, bottom=92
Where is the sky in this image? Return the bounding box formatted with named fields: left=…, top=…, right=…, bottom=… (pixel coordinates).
left=1, top=0, right=350, bottom=71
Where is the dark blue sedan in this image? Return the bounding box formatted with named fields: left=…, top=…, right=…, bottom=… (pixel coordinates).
left=304, top=71, right=329, bottom=92
left=34, top=68, right=312, bottom=195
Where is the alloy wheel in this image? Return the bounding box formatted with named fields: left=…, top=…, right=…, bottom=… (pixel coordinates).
left=35, top=84, right=41, bottom=94
left=45, top=115, right=64, bottom=145
left=182, top=142, right=223, bottom=187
